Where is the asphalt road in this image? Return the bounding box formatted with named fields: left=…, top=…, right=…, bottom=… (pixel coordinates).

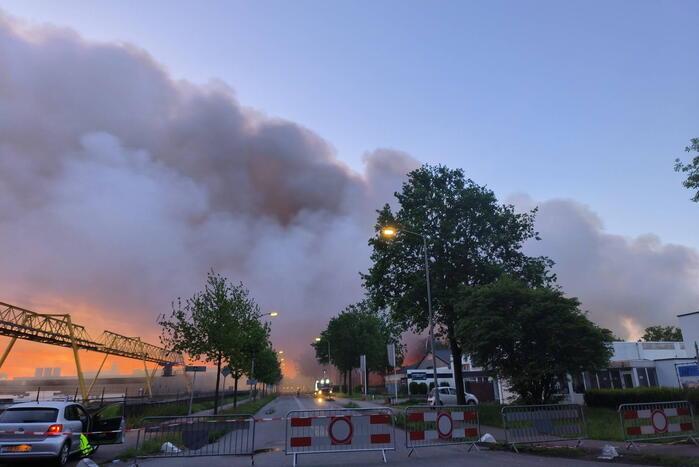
left=129, top=395, right=642, bottom=467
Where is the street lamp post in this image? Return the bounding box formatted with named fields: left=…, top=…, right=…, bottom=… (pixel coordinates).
left=381, top=227, right=440, bottom=405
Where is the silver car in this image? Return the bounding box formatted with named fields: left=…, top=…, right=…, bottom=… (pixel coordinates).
left=428, top=387, right=479, bottom=406
left=0, top=401, right=124, bottom=466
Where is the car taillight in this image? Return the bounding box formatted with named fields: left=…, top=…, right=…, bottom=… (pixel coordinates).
left=46, top=424, right=63, bottom=434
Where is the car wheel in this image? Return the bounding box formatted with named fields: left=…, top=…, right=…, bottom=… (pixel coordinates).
left=55, top=442, right=70, bottom=467
left=467, top=400, right=476, bottom=405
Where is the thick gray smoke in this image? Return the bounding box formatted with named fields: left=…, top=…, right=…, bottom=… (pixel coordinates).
left=0, top=14, right=417, bottom=380
left=514, top=195, right=699, bottom=340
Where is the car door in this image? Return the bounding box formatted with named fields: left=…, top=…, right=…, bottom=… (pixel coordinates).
left=63, top=405, right=84, bottom=452
left=87, top=403, right=125, bottom=445
left=448, top=388, right=458, bottom=404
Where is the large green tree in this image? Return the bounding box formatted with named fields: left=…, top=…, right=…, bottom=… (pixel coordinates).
left=227, top=312, right=270, bottom=406
left=312, top=301, right=402, bottom=394
left=159, top=271, right=263, bottom=413
left=363, top=165, right=553, bottom=404
left=674, top=137, right=699, bottom=202
left=641, top=325, right=683, bottom=342
left=455, top=276, right=613, bottom=404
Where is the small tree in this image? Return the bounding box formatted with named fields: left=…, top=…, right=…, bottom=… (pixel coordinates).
left=641, top=325, right=683, bottom=342
left=159, top=271, right=262, bottom=414
left=674, top=137, right=699, bottom=202
left=455, top=276, right=613, bottom=404
left=312, top=301, right=402, bottom=394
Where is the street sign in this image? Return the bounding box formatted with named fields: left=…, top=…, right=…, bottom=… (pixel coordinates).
left=411, top=372, right=426, bottom=380
left=247, top=379, right=257, bottom=386
left=387, top=344, right=396, bottom=368
left=185, top=365, right=207, bottom=372
left=221, top=367, right=231, bottom=377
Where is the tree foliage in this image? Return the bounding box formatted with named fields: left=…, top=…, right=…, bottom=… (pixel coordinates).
left=455, top=276, right=613, bottom=404
left=312, top=301, right=403, bottom=394
left=640, top=325, right=683, bottom=342
left=362, top=164, right=553, bottom=403
left=674, top=137, right=699, bottom=202
left=158, top=271, right=266, bottom=412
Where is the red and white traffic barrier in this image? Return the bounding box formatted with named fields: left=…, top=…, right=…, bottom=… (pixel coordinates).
left=285, top=408, right=395, bottom=466
left=405, top=405, right=480, bottom=454
left=618, top=401, right=698, bottom=450
left=622, top=407, right=693, bottom=435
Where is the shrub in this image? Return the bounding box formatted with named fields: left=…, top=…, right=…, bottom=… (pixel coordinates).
left=584, top=387, right=699, bottom=409
left=409, top=382, right=420, bottom=394
left=439, top=382, right=450, bottom=387
left=419, top=383, right=428, bottom=394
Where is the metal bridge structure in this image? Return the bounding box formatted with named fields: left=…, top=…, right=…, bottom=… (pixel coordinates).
left=0, top=301, right=187, bottom=401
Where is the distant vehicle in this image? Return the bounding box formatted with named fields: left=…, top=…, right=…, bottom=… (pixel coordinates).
left=314, top=378, right=333, bottom=400
left=0, top=401, right=124, bottom=466
left=428, top=387, right=478, bottom=406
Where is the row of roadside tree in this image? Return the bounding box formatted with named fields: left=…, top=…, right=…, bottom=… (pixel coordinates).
left=158, top=271, right=282, bottom=414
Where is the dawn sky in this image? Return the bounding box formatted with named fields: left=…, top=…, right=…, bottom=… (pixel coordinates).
left=4, top=0, right=698, bottom=248
left=0, top=1, right=698, bottom=381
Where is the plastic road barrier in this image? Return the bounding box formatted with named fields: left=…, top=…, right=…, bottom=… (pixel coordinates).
left=404, top=405, right=480, bottom=455
left=618, top=400, right=698, bottom=450
left=285, top=407, right=395, bottom=466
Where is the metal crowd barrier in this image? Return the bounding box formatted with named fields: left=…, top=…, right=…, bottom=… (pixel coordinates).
left=618, top=400, right=698, bottom=450
left=404, top=405, right=480, bottom=455
left=135, top=414, right=255, bottom=464
left=501, top=404, right=586, bottom=452
left=285, top=407, right=395, bottom=466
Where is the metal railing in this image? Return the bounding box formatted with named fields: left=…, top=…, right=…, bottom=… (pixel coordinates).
left=136, top=414, right=255, bottom=462
left=501, top=404, right=586, bottom=452
left=404, top=405, right=480, bottom=455
left=618, top=400, right=698, bottom=450
left=285, top=407, right=395, bottom=466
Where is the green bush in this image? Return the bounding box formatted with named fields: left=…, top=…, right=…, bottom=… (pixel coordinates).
left=584, top=387, right=699, bottom=409
left=439, top=382, right=450, bottom=387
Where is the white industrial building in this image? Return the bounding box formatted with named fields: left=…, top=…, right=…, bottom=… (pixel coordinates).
left=563, top=310, right=699, bottom=403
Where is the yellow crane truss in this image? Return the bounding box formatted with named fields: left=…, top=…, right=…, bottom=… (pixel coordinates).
left=0, top=301, right=187, bottom=401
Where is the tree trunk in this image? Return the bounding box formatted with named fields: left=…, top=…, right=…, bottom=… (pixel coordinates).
left=343, top=371, right=347, bottom=393
left=348, top=370, right=353, bottom=395
left=448, top=325, right=466, bottom=405
left=214, top=353, right=222, bottom=414
left=233, top=376, right=239, bottom=408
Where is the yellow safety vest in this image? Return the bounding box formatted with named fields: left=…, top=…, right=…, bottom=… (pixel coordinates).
left=79, top=434, right=93, bottom=456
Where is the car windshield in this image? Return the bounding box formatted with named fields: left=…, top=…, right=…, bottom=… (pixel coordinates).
left=0, top=408, right=59, bottom=423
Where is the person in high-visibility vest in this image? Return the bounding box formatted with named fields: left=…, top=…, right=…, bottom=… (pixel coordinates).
left=79, top=434, right=93, bottom=457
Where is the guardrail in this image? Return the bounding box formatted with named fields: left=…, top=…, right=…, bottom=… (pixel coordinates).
left=285, top=407, right=395, bottom=466
left=404, top=405, right=479, bottom=455
left=135, top=414, right=255, bottom=464
left=618, top=400, right=698, bottom=450
left=501, top=404, right=586, bottom=452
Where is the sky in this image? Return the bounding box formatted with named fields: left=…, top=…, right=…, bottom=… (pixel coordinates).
left=0, top=1, right=698, bottom=383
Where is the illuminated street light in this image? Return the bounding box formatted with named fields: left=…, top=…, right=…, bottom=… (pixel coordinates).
left=380, top=225, right=440, bottom=405
left=278, top=350, right=284, bottom=354
left=315, top=337, right=321, bottom=342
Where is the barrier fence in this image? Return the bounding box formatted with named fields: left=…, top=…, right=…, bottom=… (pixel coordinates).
left=135, top=414, right=255, bottom=464
left=501, top=404, right=586, bottom=452
left=618, top=400, right=698, bottom=450
left=404, top=405, right=480, bottom=455
left=285, top=407, right=395, bottom=466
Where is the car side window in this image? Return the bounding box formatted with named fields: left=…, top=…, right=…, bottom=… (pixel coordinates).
left=76, top=406, right=89, bottom=420
left=64, top=405, right=79, bottom=421
left=440, top=388, right=448, bottom=394
left=449, top=389, right=456, bottom=395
